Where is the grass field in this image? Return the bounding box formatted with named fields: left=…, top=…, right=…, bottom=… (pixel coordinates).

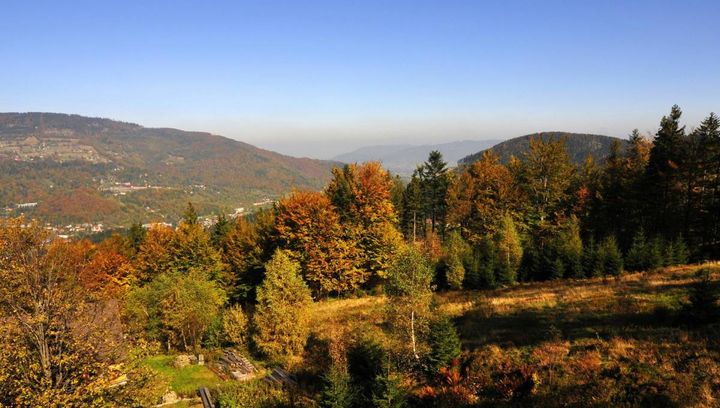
left=143, top=355, right=229, bottom=398
left=307, top=263, right=720, bottom=406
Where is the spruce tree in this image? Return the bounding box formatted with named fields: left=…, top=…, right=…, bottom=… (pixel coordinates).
left=645, top=105, right=686, bottom=238
left=625, top=228, right=648, bottom=272
left=320, top=366, right=356, bottom=408
left=426, top=316, right=462, bottom=373
left=418, top=151, right=450, bottom=235
left=598, top=236, right=622, bottom=276
left=253, top=250, right=313, bottom=363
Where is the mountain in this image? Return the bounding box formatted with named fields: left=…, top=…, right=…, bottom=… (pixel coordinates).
left=0, top=113, right=336, bottom=226
left=459, top=132, right=624, bottom=166
left=333, top=140, right=501, bottom=175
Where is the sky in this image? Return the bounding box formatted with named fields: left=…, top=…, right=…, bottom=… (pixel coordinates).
left=1, top=0, right=719, bottom=158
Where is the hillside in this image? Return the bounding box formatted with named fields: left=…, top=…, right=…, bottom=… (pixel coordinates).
left=309, top=263, right=720, bottom=406
left=0, top=113, right=336, bottom=226
left=459, top=132, right=624, bottom=166
left=333, top=140, right=500, bottom=175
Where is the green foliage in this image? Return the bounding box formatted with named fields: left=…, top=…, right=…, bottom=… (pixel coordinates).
left=253, top=250, right=313, bottom=363
left=222, top=304, right=248, bottom=348
left=126, top=270, right=227, bottom=351
left=598, top=236, right=622, bottom=276
left=213, top=380, right=290, bottom=408
left=371, top=371, right=407, bottom=408
left=417, top=151, right=450, bottom=234
left=684, top=269, right=719, bottom=324
left=385, top=245, right=434, bottom=355
left=426, top=317, right=462, bottom=373
left=444, top=231, right=470, bottom=290
left=348, top=338, right=386, bottom=404
left=494, top=214, right=523, bottom=284
left=320, top=366, right=357, bottom=408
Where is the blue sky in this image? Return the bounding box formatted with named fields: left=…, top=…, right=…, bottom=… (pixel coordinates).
left=1, top=0, right=719, bottom=157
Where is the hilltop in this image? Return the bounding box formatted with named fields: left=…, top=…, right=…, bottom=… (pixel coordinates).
left=333, top=140, right=500, bottom=175
left=459, top=132, right=624, bottom=166
left=0, top=113, right=336, bottom=226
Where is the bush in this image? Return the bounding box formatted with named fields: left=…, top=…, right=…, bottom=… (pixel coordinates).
left=213, top=380, right=289, bottom=408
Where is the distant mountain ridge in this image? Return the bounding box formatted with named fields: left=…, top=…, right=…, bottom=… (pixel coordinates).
left=0, top=112, right=336, bottom=226
left=333, top=139, right=501, bottom=175
left=459, top=132, right=624, bottom=166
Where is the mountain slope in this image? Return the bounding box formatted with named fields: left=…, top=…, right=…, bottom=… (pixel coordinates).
left=333, top=140, right=501, bottom=175
left=459, top=132, right=624, bottom=166
left=0, top=113, right=336, bottom=225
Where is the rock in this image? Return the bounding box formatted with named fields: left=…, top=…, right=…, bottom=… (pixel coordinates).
left=173, top=354, right=192, bottom=368
left=162, top=391, right=179, bottom=405
left=197, top=354, right=204, bottom=365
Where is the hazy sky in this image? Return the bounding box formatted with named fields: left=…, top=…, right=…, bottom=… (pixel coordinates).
left=2, top=0, right=719, bottom=158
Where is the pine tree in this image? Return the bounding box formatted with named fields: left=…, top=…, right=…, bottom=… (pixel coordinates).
left=400, top=175, right=425, bottom=241
left=320, top=366, right=356, bottom=408
left=348, top=338, right=385, bottom=404
left=426, top=316, right=461, bottom=373
left=625, top=228, right=648, bottom=272
left=253, top=250, right=313, bottom=363
left=181, top=202, right=199, bottom=226
left=598, top=236, right=622, bottom=276
left=581, top=237, right=601, bottom=278
left=673, top=235, right=689, bottom=265
left=372, top=371, right=406, bottom=408
left=645, top=105, right=686, bottom=238
left=418, top=151, right=450, bottom=235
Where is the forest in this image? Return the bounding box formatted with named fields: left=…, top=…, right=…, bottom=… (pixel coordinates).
left=1, top=105, right=719, bottom=407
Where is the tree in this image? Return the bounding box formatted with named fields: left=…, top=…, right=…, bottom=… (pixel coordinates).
left=446, top=151, right=518, bottom=243
left=125, top=269, right=226, bottom=351
left=326, top=162, right=403, bottom=282
left=276, top=190, right=363, bottom=296
left=443, top=231, right=470, bottom=290
left=494, top=213, right=523, bottom=284
left=513, top=137, right=575, bottom=230
left=222, top=304, right=248, bottom=348
left=625, top=228, right=649, bottom=272
left=320, top=366, right=356, bottom=408
left=0, top=218, right=144, bottom=406
left=348, top=338, right=386, bottom=405
left=598, top=236, right=622, bottom=276
left=426, top=317, right=461, bottom=373
left=400, top=175, right=425, bottom=241
left=131, top=224, right=175, bottom=282
left=418, top=151, right=450, bottom=235
left=253, top=250, right=313, bottom=363
left=644, top=105, right=686, bottom=238
left=385, top=245, right=434, bottom=360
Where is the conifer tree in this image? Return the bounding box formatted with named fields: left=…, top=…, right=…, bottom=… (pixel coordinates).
left=625, top=228, right=648, bottom=272
left=426, top=316, right=461, bottom=373
left=418, top=151, right=450, bottom=235
left=253, top=250, right=313, bottom=363
left=645, top=105, right=686, bottom=238
left=598, top=236, right=622, bottom=276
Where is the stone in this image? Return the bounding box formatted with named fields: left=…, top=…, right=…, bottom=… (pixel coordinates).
left=197, top=354, right=204, bottom=365
left=162, top=391, right=179, bottom=405
left=173, top=354, right=192, bottom=368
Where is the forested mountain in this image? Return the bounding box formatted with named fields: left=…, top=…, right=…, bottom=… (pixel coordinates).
left=333, top=140, right=500, bottom=175
left=459, top=132, right=624, bottom=165
left=0, top=113, right=336, bottom=225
